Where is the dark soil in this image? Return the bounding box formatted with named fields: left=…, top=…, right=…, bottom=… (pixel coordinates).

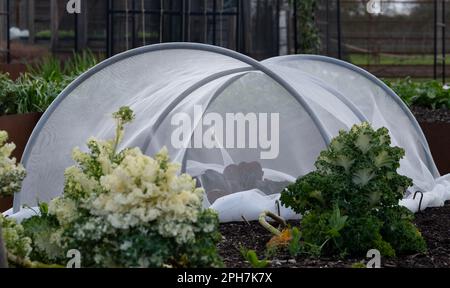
left=218, top=202, right=450, bottom=268
left=411, top=106, right=450, bottom=124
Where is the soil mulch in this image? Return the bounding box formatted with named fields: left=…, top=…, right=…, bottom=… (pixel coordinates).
left=411, top=106, right=450, bottom=124
left=218, top=202, right=450, bottom=268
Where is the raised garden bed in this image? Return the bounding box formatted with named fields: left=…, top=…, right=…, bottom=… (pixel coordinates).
left=412, top=106, right=450, bottom=175
left=0, top=64, right=27, bottom=80
left=412, top=106, right=450, bottom=124
left=218, top=201, right=450, bottom=268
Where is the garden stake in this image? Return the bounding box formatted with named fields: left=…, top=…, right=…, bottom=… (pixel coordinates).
left=275, top=200, right=281, bottom=217
left=259, top=211, right=287, bottom=236
left=241, top=215, right=251, bottom=226
left=413, top=191, right=424, bottom=213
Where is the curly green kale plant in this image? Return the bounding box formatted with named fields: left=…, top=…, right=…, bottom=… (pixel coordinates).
left=0, top=211, right=63, bottom=268
left=0, top=216, right=32, bottom=267
left=22, top=107, right=223, bottom=268
left=281, top=122, right=426, bottom=257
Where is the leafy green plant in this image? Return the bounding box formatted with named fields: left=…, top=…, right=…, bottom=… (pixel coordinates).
left=292, top=0, right=321, bottom=54
left=288, top=227, right=301, bottom=256
left=351, top=262, right=366, bottom=269
left=0, top=51, right=98, bottom=116
left=281, top=122, right=426, bottom=257
left=26, top=56, right=64, bottom=82
left=63, top=50, right=99, bottom=77
left=240, top=247, right=269, bottom=268
left=260, top=212, right=331, bottom=259
left=385, top=77, right=450, bottom=109
left=19, top=107, right=223, bottom=268
left=12, top=74, right=72, bottom=114
left=0, top=74, right=18, bottom=115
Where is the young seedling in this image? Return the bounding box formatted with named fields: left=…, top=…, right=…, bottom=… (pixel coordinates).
left=240, top=247, right=269, bottom=269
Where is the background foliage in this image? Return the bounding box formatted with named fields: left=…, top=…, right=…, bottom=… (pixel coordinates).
left=385, top=78, right=450, bottom=110
left=0, top=51, right=98, bottom=116
left=293, top=0, right=321, bottom=54
left=281, top=123, right=426, bottom=257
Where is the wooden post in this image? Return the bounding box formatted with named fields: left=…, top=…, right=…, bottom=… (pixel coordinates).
left=50, top=0, right=59, bottom=53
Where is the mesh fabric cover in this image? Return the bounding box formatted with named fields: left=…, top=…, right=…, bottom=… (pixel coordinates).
left=15, top=43, right=450, bottom=220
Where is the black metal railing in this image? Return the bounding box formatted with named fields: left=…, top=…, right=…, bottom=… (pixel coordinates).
left=313, top=0, right=447, bottom=82
left=106, top=0, right=242, bottom=57
left=1, top=0, right=448, bottom=82
left=0, top=0, right=11, bottom=63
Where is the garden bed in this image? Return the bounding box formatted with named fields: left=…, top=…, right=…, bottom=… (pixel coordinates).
left=218, top=201, right=450, bottom=268
left=412, top=106, right=450, bottom=124
left=0, top=64, right=27, bottom=80
left=412, top=107, right=450, bottom=175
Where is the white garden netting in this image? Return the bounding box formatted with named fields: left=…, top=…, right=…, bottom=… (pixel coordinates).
left=12, top=43, right=450, bottom=222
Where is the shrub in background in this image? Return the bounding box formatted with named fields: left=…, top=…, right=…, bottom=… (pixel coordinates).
left=293, top=0, right=321, bottom=54
left=385, top=77, right=450, bottom=109
left=281, top=122, right=426, bottom=257
left=0, top=51, right=98, bottom=116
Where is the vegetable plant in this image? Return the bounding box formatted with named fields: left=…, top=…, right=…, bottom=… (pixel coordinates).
left=281, top=122, right=426, bottom=257
left=292, top=0, right=321, bottom=54
left=385, top=77, right=450, bottom=109
left=240, top=247, right=269, bottom=268
left=19, top=107, right=223, bottom=268
left=0, top=51, right=98, bottom=116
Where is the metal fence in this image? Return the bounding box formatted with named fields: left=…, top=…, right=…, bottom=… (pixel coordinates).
left=0, top=0, right=449, bottom=81
left=316, top=0, right=449, bottom=81
left=106, top=0, right=243, bottom=57
left=1, top=0, right=285, bottom=60
left=0, top=0, right=10, bottom=63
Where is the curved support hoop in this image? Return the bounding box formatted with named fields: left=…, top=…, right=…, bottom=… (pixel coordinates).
left=281, top=67, right=369, bottom=123
left=180, top=72, right=250, bottom=173
left=265, top=54, right=440, bottom=179
left=141, top=67, right=254, bottom=152
left=15, top=43, right=333, bottom=212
